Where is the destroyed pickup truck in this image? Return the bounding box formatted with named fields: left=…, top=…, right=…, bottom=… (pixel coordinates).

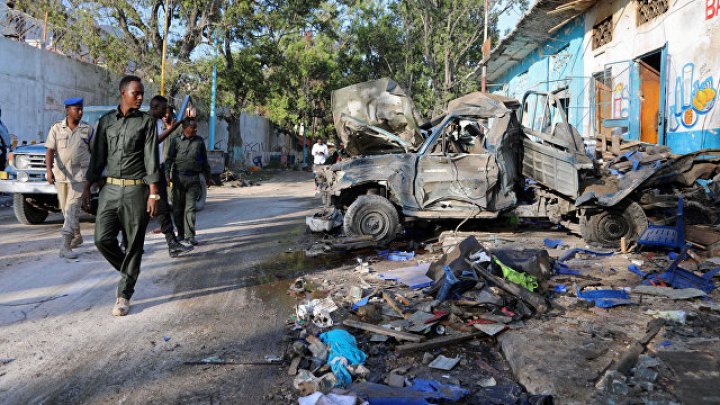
left=312, top=79, right=720, bottom=247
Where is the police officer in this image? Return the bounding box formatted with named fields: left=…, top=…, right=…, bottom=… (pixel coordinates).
left=83, top=75, right=161, bottom=317
left=165, top=118, right=213, bottom=246
left=45, top=97, right=93, bottom=259
left=148, top=95, right=192, bottom=257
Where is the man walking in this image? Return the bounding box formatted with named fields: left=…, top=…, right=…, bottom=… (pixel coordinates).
left=148, top=95, right=192, bottom=257
left=83, top=75, right=161, bottom=317
left=312, top=138, right=328, bottom=166
left=45, top=98, right=92, bottom=259
left=165, top=118, right=212, bottom=246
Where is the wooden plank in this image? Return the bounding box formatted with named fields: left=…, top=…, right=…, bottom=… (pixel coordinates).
left=343, top=319, right=424, bottom=343
left=382, top=292, right=410, bottom=319
left=396, top=332, right=484, bottom=353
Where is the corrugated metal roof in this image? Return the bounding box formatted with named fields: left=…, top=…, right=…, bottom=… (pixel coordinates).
left=480, top=0, right=597, bottom=82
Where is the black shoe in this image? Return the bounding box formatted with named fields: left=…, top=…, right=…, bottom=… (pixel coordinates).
left=186, top=237, right=198, bottom=246
left=168, top=240, right=193, bottom=258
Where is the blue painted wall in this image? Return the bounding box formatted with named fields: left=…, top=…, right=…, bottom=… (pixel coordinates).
left=495, top=18, right=586, bottom=131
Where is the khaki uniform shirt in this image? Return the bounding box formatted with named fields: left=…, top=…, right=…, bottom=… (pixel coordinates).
left=46, top=119, right=93, bottom=183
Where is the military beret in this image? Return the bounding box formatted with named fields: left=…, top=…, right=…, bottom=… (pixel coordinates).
left=64, top=97, right=84, bottom=107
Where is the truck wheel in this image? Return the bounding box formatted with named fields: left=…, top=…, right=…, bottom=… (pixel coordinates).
left=196, top=174, right=208, bottom=212
left=343, top=195, right=400, bottom=244
left=13, top=193, right=49, bottom=225
left=582, top=201, right=647, bottom=248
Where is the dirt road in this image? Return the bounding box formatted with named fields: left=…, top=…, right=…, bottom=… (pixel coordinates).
left=0, top=171, right=339, bottom=403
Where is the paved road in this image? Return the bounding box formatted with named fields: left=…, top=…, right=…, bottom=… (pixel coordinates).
left=0, top=171, right=336, bottom=403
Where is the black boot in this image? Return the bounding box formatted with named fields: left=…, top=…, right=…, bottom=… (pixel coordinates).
left=166, top=234, right=192, bottom=258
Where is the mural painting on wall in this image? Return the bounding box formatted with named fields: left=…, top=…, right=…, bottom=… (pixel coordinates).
left=612, top=82, right=630, bottom=118
left=670, top=63, right=717, bottom=130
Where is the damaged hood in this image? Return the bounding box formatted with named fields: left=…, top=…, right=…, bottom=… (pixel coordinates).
left=445, top=92, right=519, bottom=118
left=332, top=78, right=425, bottom=156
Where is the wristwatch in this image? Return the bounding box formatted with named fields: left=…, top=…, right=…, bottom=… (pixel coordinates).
left=149, top=194, right=161, bottom=200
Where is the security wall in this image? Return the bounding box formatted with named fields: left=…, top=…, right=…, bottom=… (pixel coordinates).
left=0, top=37, right=116, bottom=144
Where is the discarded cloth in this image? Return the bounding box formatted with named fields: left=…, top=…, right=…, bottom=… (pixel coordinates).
left=494, top=258, right=538, bottom=292
left=319, top=329, right=367, bottom=388
left=543, top=238, right=565, bottom=248
left=298, top=392, right=357, bottom=405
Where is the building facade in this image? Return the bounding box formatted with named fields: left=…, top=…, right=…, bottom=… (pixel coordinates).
left=488, top=0, right=720, bottom=154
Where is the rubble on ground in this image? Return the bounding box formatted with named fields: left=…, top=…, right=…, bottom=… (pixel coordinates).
left=271, top=225, right=720, bottom=404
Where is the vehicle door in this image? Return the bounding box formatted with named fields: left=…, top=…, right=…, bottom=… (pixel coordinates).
left=414, top=117, right=500, bottom=211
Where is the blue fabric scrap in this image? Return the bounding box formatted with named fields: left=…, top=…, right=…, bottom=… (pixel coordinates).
left=319, top=329, right=367, bottom=388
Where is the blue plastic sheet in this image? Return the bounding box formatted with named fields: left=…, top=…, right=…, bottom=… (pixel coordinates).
left=410, top=379, right=469, bottom=402
left=350, top=379, right=469, bottom=405
left=351, top=296, right=370, bottom=311
left=576, top=286, right=632, bottom=308
left=543, top=238, right=564, bottom=249
left=319, top=329, right=367, bottom=388
left=378, top=250, right=415, bottom=261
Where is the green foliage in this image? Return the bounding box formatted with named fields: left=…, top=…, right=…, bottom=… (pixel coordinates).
left=12, top=0, right=528, bottom=142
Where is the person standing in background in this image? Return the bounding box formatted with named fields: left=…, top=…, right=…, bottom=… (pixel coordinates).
left=45, top=98, right=93, bottom=259
left=148, top=95, right=192, bottom=258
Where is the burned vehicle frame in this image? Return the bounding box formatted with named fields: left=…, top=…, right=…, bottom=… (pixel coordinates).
left=314, top=80, right=720, bottom=247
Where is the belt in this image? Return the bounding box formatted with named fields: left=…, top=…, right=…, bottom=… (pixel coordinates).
left=106, top=177, right=145, bottom=186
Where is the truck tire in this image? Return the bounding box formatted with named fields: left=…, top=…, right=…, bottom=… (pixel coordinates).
left=581, top=201, right=647, bottom=248
left=343, top=195, right=400, bottom=244
left=13, top=193, right=49, bottom=225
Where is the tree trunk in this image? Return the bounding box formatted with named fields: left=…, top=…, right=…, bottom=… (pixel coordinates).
left=225, top=115, right=243, bottom=170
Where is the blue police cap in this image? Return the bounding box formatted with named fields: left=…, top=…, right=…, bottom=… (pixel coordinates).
left=64, top=97, right=84, bottom=107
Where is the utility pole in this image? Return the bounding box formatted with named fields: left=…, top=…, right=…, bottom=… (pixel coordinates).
left=482, top=0, right=489, bottom=93
left=209, top=30, right=218, bottom=151
left=42, top=11, right=48, bottom=49
left=160, top=0, right=170, bottom=96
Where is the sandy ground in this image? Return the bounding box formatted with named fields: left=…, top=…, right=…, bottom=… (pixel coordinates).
left=0, top=171, right=352, bottom=404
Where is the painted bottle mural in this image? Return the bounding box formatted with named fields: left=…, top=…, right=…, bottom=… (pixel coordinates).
left=670, top=63, right=717, bottom=130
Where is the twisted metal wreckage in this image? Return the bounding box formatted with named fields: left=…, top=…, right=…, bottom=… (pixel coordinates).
left=309, top=78, right=720, bottom=248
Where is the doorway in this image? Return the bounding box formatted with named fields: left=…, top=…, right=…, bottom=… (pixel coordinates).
left=636, top=50, right=663, bottom=144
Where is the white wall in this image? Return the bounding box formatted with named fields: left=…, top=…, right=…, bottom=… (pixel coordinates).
left=0, top=37, right=117, bottom=144
left=584, top=0, right=720, bottom=152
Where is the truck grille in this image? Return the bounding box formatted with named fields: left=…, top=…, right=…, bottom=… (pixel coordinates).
left=24, top=154, right=47, bottom=171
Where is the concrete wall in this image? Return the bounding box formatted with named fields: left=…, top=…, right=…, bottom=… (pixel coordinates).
left=493, top=18, right=588, bottom=133
left=584, top=0, right=720, bottom=153
left=0, top=37, right=117, bottom=144
left=225, top=113, right=299, bottom=167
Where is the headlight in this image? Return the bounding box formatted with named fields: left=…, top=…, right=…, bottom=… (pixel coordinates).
left=14, top=155, right=30, bottom=170
left=16, top=171, right=29, bottom=182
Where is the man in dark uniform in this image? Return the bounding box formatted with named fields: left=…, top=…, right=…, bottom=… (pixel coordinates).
left=148, top=95, right=192, bottom=257
left=82, top=75, right=161, bottom=317
left=165, top=118, right=213, bottom=246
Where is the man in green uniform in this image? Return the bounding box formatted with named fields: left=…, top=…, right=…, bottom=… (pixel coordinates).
left=165, top=118, right=212, bottom=246
left=148, top=95, right=192, bottom=257
left=83, top=75, right=161, bottom=317
left=45, top=97, right=93, bottom=259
